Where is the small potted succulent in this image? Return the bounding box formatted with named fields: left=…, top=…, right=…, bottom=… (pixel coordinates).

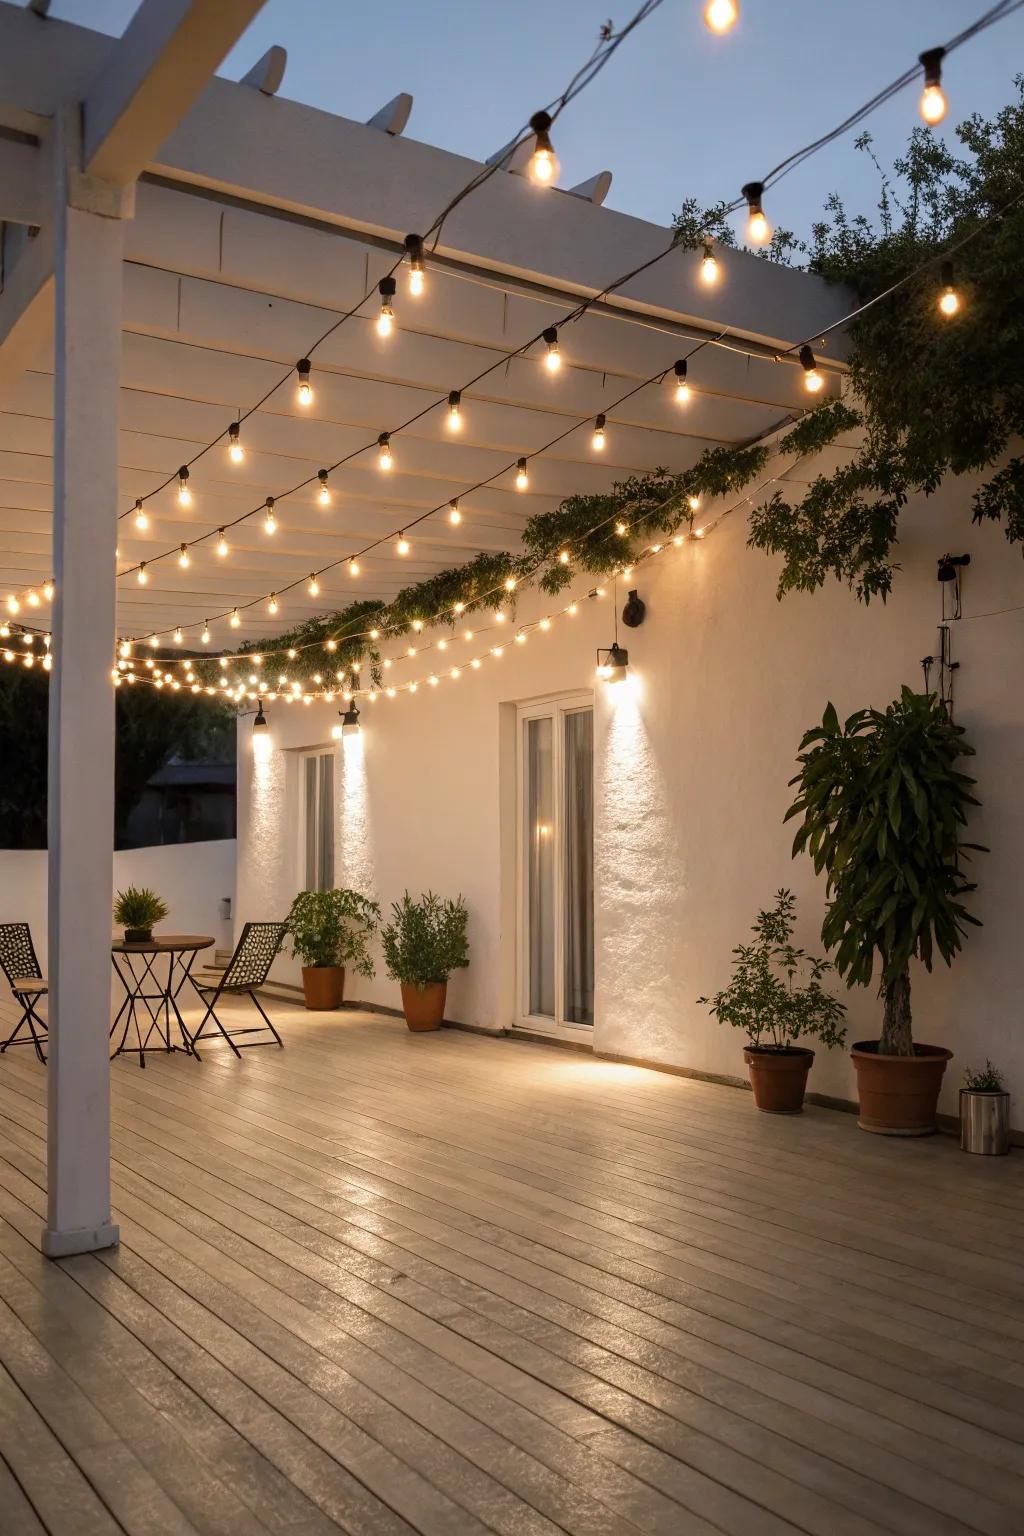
left=113, top=887, right=169, bottom=945
left=286, top=888, right=381, bottom=1010
left=382, top=891, right=469, bottom=1031
left=961, top=1062, right=1011, bottom=1156
left=698, top=890, right=847, bottom=1113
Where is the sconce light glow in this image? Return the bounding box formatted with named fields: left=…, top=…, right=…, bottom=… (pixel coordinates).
left=596, top=641, right=629, bottom=684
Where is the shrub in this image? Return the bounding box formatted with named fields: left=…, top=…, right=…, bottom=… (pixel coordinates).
left=382, top=891, right=469, bottom=987
left=286, top=888, right=380, bottom=974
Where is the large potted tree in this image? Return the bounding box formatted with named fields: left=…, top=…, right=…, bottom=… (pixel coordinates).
left=381, top=891, right=469, bottom=1031
left=698, top=890, right=847, bottom=1113
left=285, top=888, right=381, bottom=1010
left=787, top=688, right=984, bottom=1135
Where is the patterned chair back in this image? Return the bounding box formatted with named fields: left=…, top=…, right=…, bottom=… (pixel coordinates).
left=0, top=923, right=43, bottom=991
left=220, top=921, right=286, bottom=991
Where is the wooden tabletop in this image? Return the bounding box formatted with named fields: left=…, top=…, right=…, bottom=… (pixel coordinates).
left=110, top=934, right=215, bottom=955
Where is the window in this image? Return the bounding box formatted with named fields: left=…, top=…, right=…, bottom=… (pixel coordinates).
left=300, top=750, right=335, bottom=890
left=517, top=696, right=594, bottom=1033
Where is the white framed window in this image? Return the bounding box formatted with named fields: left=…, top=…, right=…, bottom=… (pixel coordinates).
left=515, top=694, right=594, bottom=1035
left=299, top=749, right=335, bottom=891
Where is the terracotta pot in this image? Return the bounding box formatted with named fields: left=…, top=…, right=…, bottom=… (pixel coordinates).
left=400, top=980, right=447, bottom=1032
left=743, top=1046, right=814, bottom=1114
left=301, top=965, right=345, bottom=1011
left=851, top=1040, right=952, bottom=1136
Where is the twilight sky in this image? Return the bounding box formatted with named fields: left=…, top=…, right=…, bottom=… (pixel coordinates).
left=51, top=0, right=1022, bottom=243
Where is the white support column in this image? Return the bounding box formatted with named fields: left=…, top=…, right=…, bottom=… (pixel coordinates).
left=42, top=112, right=126, bottom=1259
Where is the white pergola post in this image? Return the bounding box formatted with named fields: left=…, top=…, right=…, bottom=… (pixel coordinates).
left=42, top=114, right=127, bottom=1258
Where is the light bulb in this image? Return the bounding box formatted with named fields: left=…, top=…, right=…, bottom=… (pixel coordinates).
left=592, top=414, right=606, bottom=451
left=741, top=181, right=771, bottom=245
left=349, top=559, right=360, bottom=577
left=938, top=261, right=960, bottom=316
left=405, top=234, right=426, bottom=295
left=447, top=390, right=462, bottom=430
left=138, top=563, right=148, bottom=585
left=504, top=576, right=517, bottom=592
left=378, top=432, right=393, bottom=471
left=409, top=268, right=424, bottom=297
left=799, top=345, right=824, bottom=393
left=673, top=359, right=690, bottom=404
left=543, top=327, right=561, bottom=372
left=264, top=498, right=277, bottom=534
left=134, top=498, right=148, bottom=530
left=228, top=422, right=244, bottom=463
left=173, top=627, right=183, bottom=644
left=515, top=458, right=529, bottom=491
left=527, top=111, right=559, bottom=186
left=230, top=609, right=241, bottom=628
left=688, top=494, right=701, bottom=511
left=296, top=358, right=312, bottom=406
left=377, top=276, right=396, bottom=337
left=448, top=499, right=462, bottom=525
left=308, top=574, right=320, bottom=596
left=201, top=624, right=210, bottom=645
left=616, top=521, right=628, bottom=536
left=396, top=534, right=410, bottom=556
left=5, top=595, right=18, bottom=614
left=27, top=590, right=39, bottom=607
left=177, top=466, right=192, bottom=507
left=558, top=550, right=570, bottom=565
left=919, top=48, right=947, bottom=124
left=317, top=469, right=331, bottom=506
left=704, top=0, right=738, bottom=34
left=43, top=581, right=54, bottom=601
left=217, top=530, right=229, bottom=557
left=178, top=543, right=190, bottom=568
left=268, top=594, right=278, bottom=615
left=701, top=241, right=719, bottom=284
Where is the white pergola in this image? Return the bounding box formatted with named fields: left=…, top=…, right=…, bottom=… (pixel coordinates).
left=0, top=0, right=851, bottom=1257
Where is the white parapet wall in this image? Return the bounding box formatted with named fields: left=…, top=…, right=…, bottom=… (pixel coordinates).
left=0, top=839, right=237, bottom=957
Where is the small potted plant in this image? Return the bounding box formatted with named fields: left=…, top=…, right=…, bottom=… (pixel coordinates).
left=961, top=1062, right=1011, bottom=1156
left=286, top=888, right=381, bottom=1010
left=788, top=689, right=984, bottom=1135
left=113, top=887, right=168, bottom=945
left=698, top=890, right=847, bottom=1114
left=382, top=891, right=469, bottom=1031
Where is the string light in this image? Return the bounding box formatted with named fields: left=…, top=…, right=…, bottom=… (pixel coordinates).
left=178, top=543, right=190, bottom=568
left=43, top=581, right=54, bottom=602
left=308, top=573, right=320, bottom=596
left=515, top=457, right=529, bottom=491
left=448, top=498, right=462, bottom=525
left=134, top=498, right=148, bottom=531
left=26, top=590, right=39, bottom=608
left=177, top=466, right=192, bottom=507
left=348, top=559, right=360, bottom=577
left=173, top=627, right=183, bottom=644
left=6, top=596, right=18, bottom=615
left=558, top=549, right=571, bottom=565
left=919, top=47, right=947, bottom=124
left=378, top=432, right=394, bottom=471
left=688, top=494, right=701, bottom=511
left=673, top=359, right=690, bottom=404
left=592, top=414, right=607, bottom=451
left=703, top=0, right=738, bottom=34
left=504, top=576, right=517, bottom=592
left=201, top=622, right=211, bottom=645
left=701, top=240, right=719, bottom=284
left=263, top=498, right=277, bottom=535
left=216, top=529, right=229, bottom=557
left=230, top=609, right=241, bottom=628
left=137, top=563, right=148, bottom=585
left=527, top=110, right=559, bottom=186
left=799, top=344, right=824, bottom=393
left=938, top=260, right=960, bottom=316
left=376, top=277, right=397, bottom=337
left=543, top=327, right=561, bottom=373
left=228, top=422, right=244, bottom=464
left=741, top=181, right=772, bottom=245
left=447, top=390, right=462, bottom=430
left=396, top=533, right=411, bottom=556
left=405, top=233, right=426, bottom=296
left=268, top=594, right=279, bottom=615
left=296, top=358, right=312, bottom=406
left=317, top=468, right=331, bottom=506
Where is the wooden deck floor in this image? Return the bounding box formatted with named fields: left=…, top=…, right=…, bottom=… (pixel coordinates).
left=1, top=1003, right=1024, bottom=1535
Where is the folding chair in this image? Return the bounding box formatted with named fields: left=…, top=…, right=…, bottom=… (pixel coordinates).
left=0, top=923, right=48, bottom=1064
left=188, top=921, right=286, bottom=1059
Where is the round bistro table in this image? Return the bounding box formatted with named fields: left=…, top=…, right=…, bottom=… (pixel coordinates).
left=110, top=934, right=214, bottom=1067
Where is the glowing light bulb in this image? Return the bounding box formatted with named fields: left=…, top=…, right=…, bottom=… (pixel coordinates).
left=178, top=543, right=190, bottom=568
left=296, top=358, right=312, bottom=405
left=308, top=573, right=320, bottom=596
left=405, top=234, right=426, bottom=296
left=799, top=345, right=824, bottom=393
left=377, top=432, right=393, bottom=471
left=448, top=498, right=462, bottom=525
left=704, top=0, right=738, bottom=34
left=26, top=590, right=39, bottom=608
left=268, top=594, right=278, bottom=615
left=701, top=240, right=719, bottom=284
left=201, top=623, right=210, bottom=645
left=6, top=595, right=18, bottom=615
left=216, top=529, right=229, bottom=558
left=919, top=48, right=947, bottom=124
left=177, top=466, right=192, bottom=507
left=137, top=563, right=148, bottom=585
left=741, top=181, right=771, bottom=245
left=673, top=359, right=690, bottom=403
left=454, top=601, right=466, bottom=615
left=228, top=422, right=244, bottom=463
left=938, top=261, right=960, bottom=316
left=558, top=549, right=570, bottom=565
left=592, top=414, right=606, bottom=451
left=515, top=458, right=529, bottom=491
left=134, top=498, right=148, bottom=531
left=317, top=469, right=331, bottom=506
left=447, top=390, right=462, bottom=430
left=504, top=576, right=517, bottom=592
left=376, top=276, right=396, bottom=337
left=349, top=559, right=360, bottom=577
left=173, top=627, right=183, bottom=644
left=396, top=534, right=410, bottom=556
left=264, top=498, right=277, bottom=534
left=43, top=581, right=54, bottom=601
left=230, top=609, right=241, bottom=628
left=616, top=521, right=628, bottom=536
left=527, top=111, right=559, bottom=186
left=543, top=327, right=561, bottom=372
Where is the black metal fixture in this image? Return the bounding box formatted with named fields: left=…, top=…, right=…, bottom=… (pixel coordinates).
left=252, top=699, right=269, bottom=737
left=339, top=702, right=361, bottom=736
left=596, top=642, right=629, bottom=684
left=937, top=552, right=970, bottom=583
left=621, top=589, right=646, bottom=628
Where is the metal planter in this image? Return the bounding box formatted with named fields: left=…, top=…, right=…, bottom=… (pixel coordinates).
left=960, top=1089, right=1011, bottom=1155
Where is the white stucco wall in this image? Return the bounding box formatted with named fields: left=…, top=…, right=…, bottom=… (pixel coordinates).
left=234, top=471, right=1024, bottom=1124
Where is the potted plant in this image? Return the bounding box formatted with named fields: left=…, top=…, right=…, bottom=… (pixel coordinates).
left=381, top=891, right=469, bottom=1031
left=286, top=888, right=381, bottom=1010
left=698, top=890, right=847, bottom=1113
left=787, top=688, right=984, bottom=1135
left=113, top=887, right=168, bottom=944
left=961, top=1062, right=1011, bottom=1156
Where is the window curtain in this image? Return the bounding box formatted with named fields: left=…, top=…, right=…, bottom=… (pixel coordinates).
left=563, top=709, right=594, bottom=1025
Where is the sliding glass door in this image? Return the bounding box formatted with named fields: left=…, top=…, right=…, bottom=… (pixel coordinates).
left=517, top=696, right=594, bottom=1035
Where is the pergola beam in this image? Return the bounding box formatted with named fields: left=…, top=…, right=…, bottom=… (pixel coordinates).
left=0, top=224, right=53, bottom=409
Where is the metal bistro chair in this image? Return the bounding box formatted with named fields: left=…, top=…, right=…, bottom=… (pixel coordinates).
left=0, top=923, right=48, bottom=1064
left=188, top=921, right=286, bottom=1060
